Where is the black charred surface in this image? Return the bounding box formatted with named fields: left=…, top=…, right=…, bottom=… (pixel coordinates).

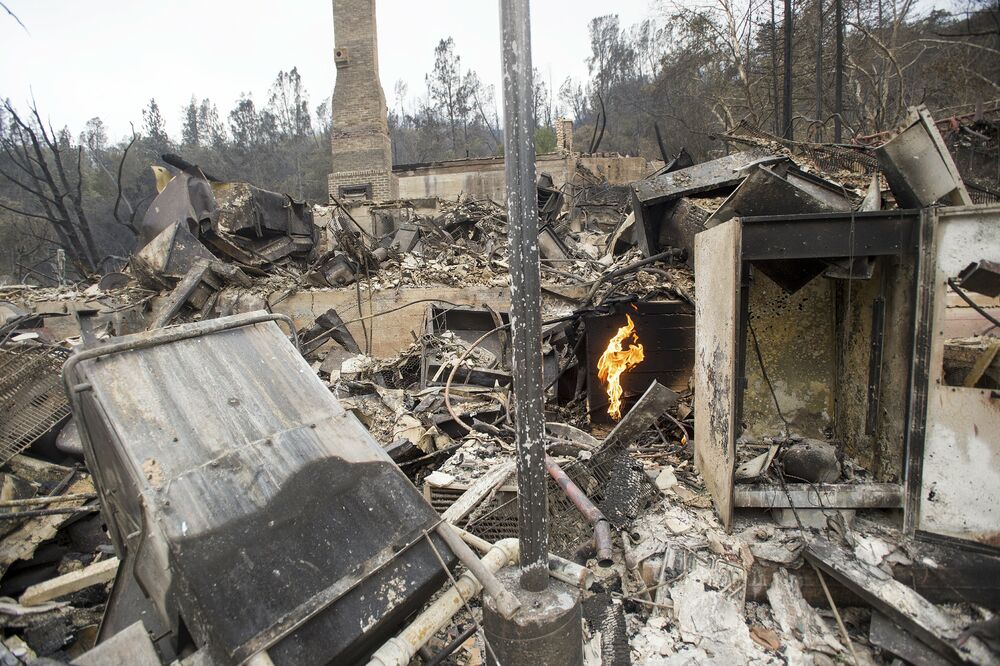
left=174, top=457, right=451, bottom=665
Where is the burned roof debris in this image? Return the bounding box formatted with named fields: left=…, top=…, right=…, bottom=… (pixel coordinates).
left=0, top=100, right=997, bottom=666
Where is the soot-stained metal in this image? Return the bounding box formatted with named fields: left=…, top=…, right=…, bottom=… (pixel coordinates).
left=500, top=0, right=549, bottom=592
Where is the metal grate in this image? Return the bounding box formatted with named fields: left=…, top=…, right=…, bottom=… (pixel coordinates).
left=430, top=440, right=657, bottom=560
left=428, top=484, right=520, bottom=542
left=0, top=345, right=71, bottom=463
left=728, top=120, right=881, bottom=176
left=968, top=182, right=1000, bottom=205
left=549, top=441, right=658, bottom=557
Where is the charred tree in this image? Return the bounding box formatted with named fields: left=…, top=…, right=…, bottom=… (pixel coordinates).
left=0, top=100, right=135, bottom=275
left=771, top=0, right=781, bottom=135
left=815, top=0, right=824, bottom=141
left=834, top=0, right=844, bottom=142
left=783, top=0, right=794, bottom=139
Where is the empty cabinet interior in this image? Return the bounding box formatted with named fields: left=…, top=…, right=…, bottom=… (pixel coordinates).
left=695, top=210, right=921, bottom=529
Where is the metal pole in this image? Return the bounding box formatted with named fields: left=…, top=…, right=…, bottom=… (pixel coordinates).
left=500, top=0, right=548, bottom=592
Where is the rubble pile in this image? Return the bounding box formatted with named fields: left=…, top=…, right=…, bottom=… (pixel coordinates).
left=0, top=105, right=997, bottom=665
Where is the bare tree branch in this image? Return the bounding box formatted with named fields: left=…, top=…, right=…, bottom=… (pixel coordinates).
left=111, top=125, right=140, bottom=234
left=0, top=1, right=27, bottom=33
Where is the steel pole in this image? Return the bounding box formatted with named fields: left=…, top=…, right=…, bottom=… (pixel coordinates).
left=499, top=0, right=548, bottom=592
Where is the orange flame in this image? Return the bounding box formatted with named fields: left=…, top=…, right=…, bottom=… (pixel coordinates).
left=597, top=314, right=645, bottom=420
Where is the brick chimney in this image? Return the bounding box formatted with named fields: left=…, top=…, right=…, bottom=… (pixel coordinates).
left=328, top=0, right=396, bottom=201
left=556, top=117, right=574, bottom=154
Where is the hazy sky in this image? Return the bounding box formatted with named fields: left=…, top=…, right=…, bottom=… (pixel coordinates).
left=0, top=1, right=654, bottom=141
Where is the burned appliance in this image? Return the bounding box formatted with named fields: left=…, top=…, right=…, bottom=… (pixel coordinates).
left=421, top=305, right=514, bottom=390
left=630, top=149, right=779, bottom=260
left=133, top=166, right=317, bottom=290
left=418, top=305, right=571, bottom=436
left=64, top=312, right=455, bottom=664
left=694, top=210, right=923, bottom=529
left=584, top=300, right=694, bottom=425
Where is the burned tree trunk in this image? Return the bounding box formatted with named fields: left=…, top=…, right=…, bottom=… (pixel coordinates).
left=783, top=0, right=794, bottom=139
left=815, top=0, right=824, bottom=141
left=834, top=0, right=844, bottom=142
left=771, top=0, right=781, bottom=135
left=0, top=101, right=100, bottom=273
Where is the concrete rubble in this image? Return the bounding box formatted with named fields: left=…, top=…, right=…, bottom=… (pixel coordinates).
left=0, top=102, right=997, bottom=666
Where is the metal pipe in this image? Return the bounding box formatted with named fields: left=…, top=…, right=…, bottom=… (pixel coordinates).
left=435, top=522, right=520, bottom=619
left=544, top=456, right=614, bottom=567
left=499, top=0, right=548, bottom=592
left=366, top=539, right=517, bottom=666
left=455, top=527, right=594, bottom=590
left=367, top=534, right=595, bottom=666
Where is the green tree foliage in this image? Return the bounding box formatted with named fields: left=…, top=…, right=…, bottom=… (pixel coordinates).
left=181, top=96, right=200, bottom=147
left=141, top=99, right=170, bottom=149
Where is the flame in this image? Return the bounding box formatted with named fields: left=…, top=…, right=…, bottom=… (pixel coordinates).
left=597, top=314, right=645, bottom=420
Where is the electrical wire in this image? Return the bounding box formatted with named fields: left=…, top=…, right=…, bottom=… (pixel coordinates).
left=443, top=314, right=577, bottom=434
left=300, top=299, right=467, bottom=347
left=747, top=319, right=791, bottom=436
left=948, top=278, right=1000, bottom=330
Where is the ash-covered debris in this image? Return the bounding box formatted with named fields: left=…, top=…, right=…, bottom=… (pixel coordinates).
left=0, top=104, right=997, bottom=665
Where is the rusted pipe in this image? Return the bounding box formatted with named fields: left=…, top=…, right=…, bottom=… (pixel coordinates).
left=544, top=455, right=614, bottom=567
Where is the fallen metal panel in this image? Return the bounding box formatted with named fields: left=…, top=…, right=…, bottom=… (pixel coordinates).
left=600, top=381, right=679, bottom=449
left=72, top=621, right=160, bottom=666
left=707, top=163, right=854, bottom=228
left=632, top=149, right=776, bottom=206
left=914, top=205, right=1000, bottom=550
left=876, top=105, right=973, bottom=209
left=694, top=219, right=741, bottom=529
left=734, top=483, right=902, bottom=508
left=66, top=313, right=453, bottom=664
